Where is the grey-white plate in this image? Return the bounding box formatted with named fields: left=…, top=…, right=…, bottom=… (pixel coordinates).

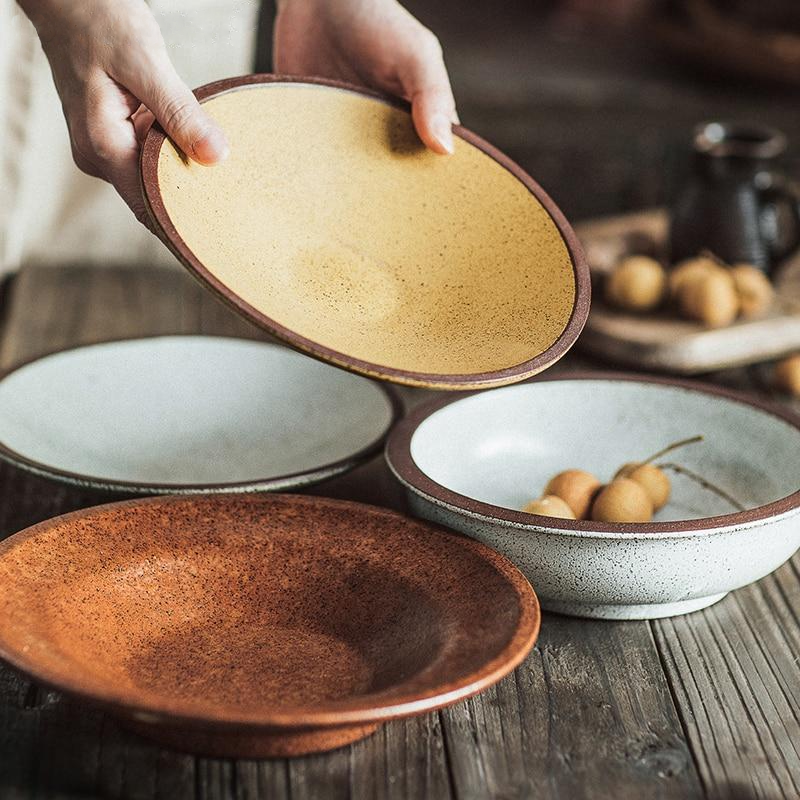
left=0, top=336, right=398, bottom=493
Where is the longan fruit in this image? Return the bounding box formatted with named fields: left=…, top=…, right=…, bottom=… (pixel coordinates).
left=668, top=256, right=720, bottom=303
left=775, top=354, right=800, bottom=397
left=680, top=269, right=739, bottom=328
left=606, top=256, right=667, bottom=312
left=615, top=462, right=671, bottom=511
left=590, top=479, right=654, bottom=523
left=730, top=264, right=774, bottom=319
left=522, top=495, right=576, bottom=519
left=678, top=266, right=723, bottom=313
left=545, top=469, right=602, bottom=519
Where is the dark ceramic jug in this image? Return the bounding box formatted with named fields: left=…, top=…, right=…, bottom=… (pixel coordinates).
left=670, top=122, right=800, bottom=274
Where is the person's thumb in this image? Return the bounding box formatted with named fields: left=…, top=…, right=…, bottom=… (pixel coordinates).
left=130, top=60, right=228, bottom=165
left=398, top=30, right=459, bottom=155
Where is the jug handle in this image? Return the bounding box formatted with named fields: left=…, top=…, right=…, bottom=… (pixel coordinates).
left=760, top=173, right=800, bottom=264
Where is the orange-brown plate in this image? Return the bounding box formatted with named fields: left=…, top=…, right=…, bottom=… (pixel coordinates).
left=0, top=493, right=539, bottom=757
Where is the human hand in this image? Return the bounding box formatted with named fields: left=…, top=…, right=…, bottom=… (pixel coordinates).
left=274, top=0, right=459, bottom=154
left=19, top=0, right=229, bottom=225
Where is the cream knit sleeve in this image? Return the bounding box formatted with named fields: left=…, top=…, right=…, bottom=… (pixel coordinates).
left=0, top=0, right=259, bottom=275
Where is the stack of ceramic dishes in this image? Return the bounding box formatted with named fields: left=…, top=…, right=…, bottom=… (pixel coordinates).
left=0, top=76, right=592, bottom=757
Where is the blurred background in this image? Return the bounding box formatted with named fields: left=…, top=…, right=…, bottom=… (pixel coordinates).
left=6, top=0, right=800, bottom=273
left=251, top=0, right=800, bottom=222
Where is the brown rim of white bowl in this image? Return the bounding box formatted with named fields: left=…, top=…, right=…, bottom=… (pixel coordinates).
left=139, top=74, right=590, bottom=391
left=385, top=371, right=800, bottom=537
left=0, top=334, right=402, bottom=494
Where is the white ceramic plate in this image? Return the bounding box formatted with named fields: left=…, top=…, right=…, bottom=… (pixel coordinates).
left=0, top=336, right=398, bottom=493
left=386, top=374, right=800, bottom=619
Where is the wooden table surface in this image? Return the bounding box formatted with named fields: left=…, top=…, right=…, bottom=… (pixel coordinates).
left=0, top=264, right=798, bottom=800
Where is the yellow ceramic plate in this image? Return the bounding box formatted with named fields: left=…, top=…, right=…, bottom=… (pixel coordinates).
left=140, top=76, right=589, bottom=389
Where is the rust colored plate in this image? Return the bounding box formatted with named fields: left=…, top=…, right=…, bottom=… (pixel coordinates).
left=140, top=75, right=589, bottom=390
left=0, top=493, right=539, bottom=757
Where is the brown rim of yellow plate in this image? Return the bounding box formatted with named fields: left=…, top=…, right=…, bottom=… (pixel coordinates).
left=139, top=74, right=590, bottom=390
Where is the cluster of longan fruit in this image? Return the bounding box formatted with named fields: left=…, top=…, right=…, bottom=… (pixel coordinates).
left=521, top=436, right=709, bottom=524
left=523, top=463, right=669, bottom=524
left=606, top=254, right=774, bottom=328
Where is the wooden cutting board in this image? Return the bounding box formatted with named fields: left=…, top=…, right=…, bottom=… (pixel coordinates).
left=575, top=209, right=800, bottom=374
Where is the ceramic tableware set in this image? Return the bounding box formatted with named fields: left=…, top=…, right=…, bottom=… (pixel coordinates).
left=0, top=76, right=798, bottom=758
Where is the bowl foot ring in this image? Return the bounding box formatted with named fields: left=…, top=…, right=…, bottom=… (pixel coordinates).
left=541, top=592, right=728, bottom=620
left=121, top=717, right=383, bottom=758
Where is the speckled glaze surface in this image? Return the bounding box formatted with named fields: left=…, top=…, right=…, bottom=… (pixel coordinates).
left=140, top=75, right=590, bottom=390
left=0, top=493, right=540, bottom=757
left=0, top=336, right=399, bottom=494
left=386, top=373, right=800, bottom=619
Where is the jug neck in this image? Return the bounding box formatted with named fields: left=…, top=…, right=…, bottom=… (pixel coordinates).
left=693, top=122, right=785, bottom=180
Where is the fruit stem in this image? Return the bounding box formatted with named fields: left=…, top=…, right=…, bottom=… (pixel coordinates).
left=657, top=462, right=746, bottom=511
left=640, top=435, right=704, bottom=466
left=699, top=249, right=727, bottom=267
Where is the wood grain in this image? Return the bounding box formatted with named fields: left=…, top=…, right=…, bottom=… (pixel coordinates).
left=4, top=4, right=800, bottom=795
left=654, top=562, right=800, bottom=800
left=0, top=265, right=265, bottom=370
left=441, top=617, right=702, bottom=800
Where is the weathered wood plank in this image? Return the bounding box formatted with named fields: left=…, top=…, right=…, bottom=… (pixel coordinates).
left=0, top=265, right=264, bottom=370
left=0, top=664, right=198, bottom=800
left=232, top=760, right=290, bottom=800
left=441, top=618, right=703, bottom=800
left=654, top=561, right=800, bottom=800
left=348, top=715, right=452, bottom=799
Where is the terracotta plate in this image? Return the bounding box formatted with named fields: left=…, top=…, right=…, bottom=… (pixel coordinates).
left=0, top=493, right=540, bottom=757
left=0, top=336, right=398, bottom=493
left=140, top=75, right=589, bottom=389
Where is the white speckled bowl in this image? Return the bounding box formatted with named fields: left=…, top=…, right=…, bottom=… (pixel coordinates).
left=386, top=374, right=800, bottom=619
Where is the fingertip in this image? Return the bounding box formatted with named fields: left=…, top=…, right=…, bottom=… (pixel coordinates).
left=428, top=113, right=455, bottom=155
left=412, top=99, right=456, bottom=155
left=191, top=126, right=230, bottom=165
left=425, top=135, right=453, bottom=156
